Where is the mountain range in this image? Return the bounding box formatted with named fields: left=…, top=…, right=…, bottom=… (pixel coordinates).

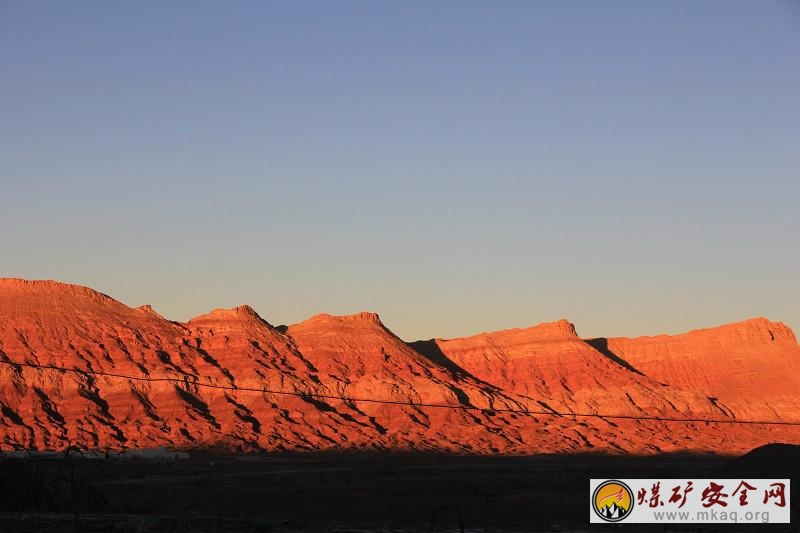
left=0, top=278, right=798, bottom=454
left=598, top=502, right=628, bottom=520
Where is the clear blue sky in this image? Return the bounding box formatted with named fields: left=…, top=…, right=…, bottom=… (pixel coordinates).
left=2, top=1, right=798, bottom=341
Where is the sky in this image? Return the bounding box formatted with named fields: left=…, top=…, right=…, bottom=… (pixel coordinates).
left=1, top=1, right=798, bottom=341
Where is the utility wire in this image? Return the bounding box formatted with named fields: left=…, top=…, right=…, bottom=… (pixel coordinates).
left=2, top=358, right=800, bottom=427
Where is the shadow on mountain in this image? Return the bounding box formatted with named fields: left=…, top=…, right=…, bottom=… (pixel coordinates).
left=409, top=339, right=499, bottom=391
left=585, top=337, right=646, bottom=376
left=2, top=445, right=796, bottom=531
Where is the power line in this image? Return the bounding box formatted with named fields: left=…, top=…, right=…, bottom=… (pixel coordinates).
left=2, top=358, right=800, bottom=427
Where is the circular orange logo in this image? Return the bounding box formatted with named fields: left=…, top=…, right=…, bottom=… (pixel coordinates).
left=592, top=480, right=634, bottom=522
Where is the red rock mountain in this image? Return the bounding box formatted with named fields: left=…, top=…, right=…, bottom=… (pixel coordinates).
left=0, top=279, right=798, bottom=454
left=604, top=319, right=800, bottom=420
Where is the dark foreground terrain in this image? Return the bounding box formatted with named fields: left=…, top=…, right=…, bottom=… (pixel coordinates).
left=0, top=447, right=797, bottom=532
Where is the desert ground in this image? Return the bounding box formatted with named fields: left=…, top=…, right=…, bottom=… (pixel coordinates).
left=1, top=446, right=798, bottom=532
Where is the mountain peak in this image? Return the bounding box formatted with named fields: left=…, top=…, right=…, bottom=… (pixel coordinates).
left=0, top=278, right=116, bottom=304
left=189, top=305, right=268, bottom=325
left=618, top=317, right=797, bottom=346
left=135, top=304, right=165, bottom=319
left=469, top=318, right=579, bottom=342
left=529, top=318, right=578, bottom=337
left=294, top=311, right=384, bottom=328
left=723, top=317, right=797, bottom=344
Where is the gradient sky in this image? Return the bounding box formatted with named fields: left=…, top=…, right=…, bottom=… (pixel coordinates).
left=1, top=1, right=798, bottom=341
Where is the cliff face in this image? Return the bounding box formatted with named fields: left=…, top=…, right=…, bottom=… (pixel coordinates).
left=0, top=278, right=798, bottom=454
left=414, top=319, right=689, bottom=414
left=603, top=318, right=800, bottom=420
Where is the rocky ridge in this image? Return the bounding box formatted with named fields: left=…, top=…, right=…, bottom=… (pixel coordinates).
left=0, top=278, right=798, bottom=454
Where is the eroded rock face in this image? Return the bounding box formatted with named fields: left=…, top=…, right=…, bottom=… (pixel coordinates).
left=603, top=318, right=800, bottom=420
left=0, top=278, right=798, bottom=454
